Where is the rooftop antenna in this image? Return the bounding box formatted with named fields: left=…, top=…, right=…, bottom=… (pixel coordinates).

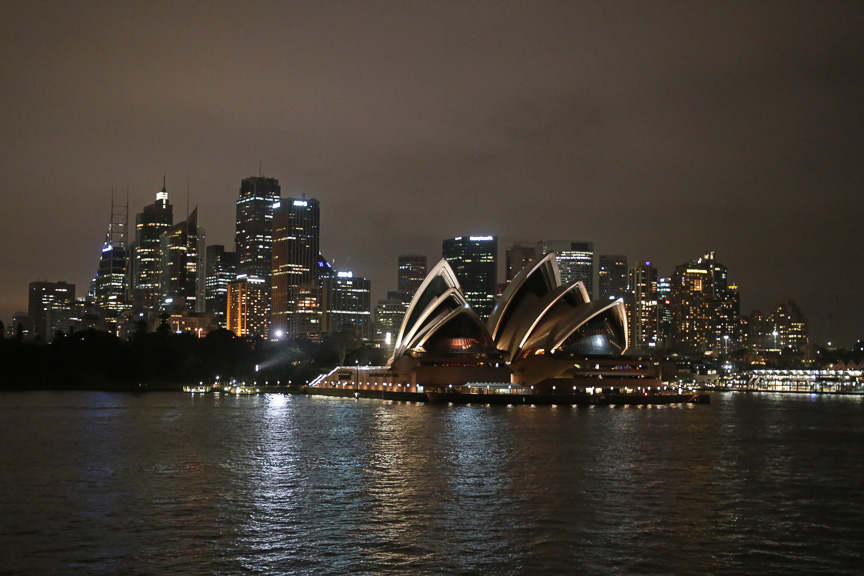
left=186, top=176, right=191, bottom=220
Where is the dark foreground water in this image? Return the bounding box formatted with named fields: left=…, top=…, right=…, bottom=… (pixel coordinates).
left=1, top=391, right=863, bottom=575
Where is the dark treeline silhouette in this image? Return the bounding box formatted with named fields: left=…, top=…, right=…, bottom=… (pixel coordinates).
left=0, top=325, right=388, bottom=391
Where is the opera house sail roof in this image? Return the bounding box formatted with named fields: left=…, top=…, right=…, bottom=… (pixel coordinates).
left=389, top=253, right=628, bottom=370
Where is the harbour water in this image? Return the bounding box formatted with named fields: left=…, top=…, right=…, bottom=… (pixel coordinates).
left=1, top=390, right=862, bottom=575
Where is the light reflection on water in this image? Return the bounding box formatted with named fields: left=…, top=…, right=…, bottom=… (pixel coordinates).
left=0, top=391, right=863, bottom=575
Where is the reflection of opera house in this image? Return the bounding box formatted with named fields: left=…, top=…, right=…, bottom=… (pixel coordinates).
left=312, top=253, right=666, bottom=399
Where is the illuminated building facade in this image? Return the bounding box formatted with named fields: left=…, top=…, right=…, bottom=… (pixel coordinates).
left=321, top=271, right=372, bottom=340
left=397, top=255, right=427, bottom=297
left=670, top=252, right=734, bottom=355
left=235, top=176, right=280, bottom=279
left=130, top=180, right=173, bottom=310
left=629, top=261, right=658, bottom=349
left=598, top=254, right=628, bottom=301
left=226, top=277, right=268, bottom=338
left=159, top=207, right=205, bottom=313
left=373, top=294, right=410, bottom=353
left=205, top=245, right=237, bottom=327
left=767, top=300, right=808, bottom=350
left=442, top=235, right=498, bottom=319
left=271, top=196, right=321, bottom=340
left=538, top=240, right=594, bottom=298
left=91, top=196, right=129, bottom=321
left=28, top=281, right=76, bottom=340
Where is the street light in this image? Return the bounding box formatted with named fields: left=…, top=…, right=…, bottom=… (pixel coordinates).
left=724, top=334, right=729, bottom=356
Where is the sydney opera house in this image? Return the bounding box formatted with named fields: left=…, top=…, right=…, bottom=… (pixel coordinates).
left=311, top=252, right=665, bottom=399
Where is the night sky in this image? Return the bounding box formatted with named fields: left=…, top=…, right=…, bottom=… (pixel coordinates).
left=1, top=1, right=862, bottom=346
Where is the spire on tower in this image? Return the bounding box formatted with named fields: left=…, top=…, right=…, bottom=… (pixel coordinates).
left=157, top=175, right=168, bottom=203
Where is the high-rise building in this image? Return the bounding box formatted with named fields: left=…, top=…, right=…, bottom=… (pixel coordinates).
left=629, top=261, right=658, bottom=349
left=657, top=277, right=672, bottom=349
left=271, top=196, right=321, bottom=340
left=28, top=281, right=75, bottom=340
left=506, top=242, right=538, bottom=281
left=321, top=271, right=372, bottom=341
left=160, top=207, right=205, bottom=313
left=397, top=255, right=427, bottom=297
left=669, top=252, right=734, bottom=355
left=130, top=179, right=173, bottom=310
left=538, top=240, right=594, bottom=298
left=598, top=254, right=628, bottom=301
left=91, top=195, right=129, bottom=321
left=227, top=277, right=269, bottom=338
left=442, top=235, right=498, bottom=319
left=767, top=301, right=808, bottom=351
left=235, top=176, right=281, bottom=279
left=373, top=293, right=411, bottom=353
left=205, top=245, right=237, bottom=328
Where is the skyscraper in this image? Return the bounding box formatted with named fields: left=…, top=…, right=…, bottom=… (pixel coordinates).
left=442, top=235, right=498, bottom=319
left=227, top=277, right=269, bottom=338
left=28, top=281, right=75, bottom=340
left=598, top=254, right=628, bottom=301
left=538, top=240, right=594, bottom=298
left=271, top=196, right=321, bottom=340
left=130, top=179, right=173, bottom=310
left=321, top=271, right=372, bottom=341
left=670, top=252, right=732, bottom=355
left=160, top=207, right=205, bottom=313
left=235, top=176, right=281, bottom=279
left=629, top=261, right=658, bottom=349
left=205, top=245, right=237, bottom=328
left=397, top=255, right=427, bottom=297
left=91, top=196, right=129, bottom=321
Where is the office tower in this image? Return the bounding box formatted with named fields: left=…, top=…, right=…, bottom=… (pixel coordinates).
left=767, top=301, right=808, bottom=351
left=538, top=240, right=594, bottom=298
left=28, top=281, right=75, bottom=340
left=505, top=242, right=538, bottom=281
left=598, top=255, right=628, bottom=301
left=160, top=207, right=205, bottom=313
left=373, top=294, right=411, bottom=353
left=130, top=179, right=173, bottom=310
left=657, top=277, right=672, bottom=349
left=205, top=245, right=238, bottom=328
left=235, top=176, right=281, bottom=279
left=397, top=255, right=427, bottom=297
left=629, top=261, right=658, bottom=349
left=91, top=195, right=129, bottom=320
left=227, top=277, right=269, bottom=338
left=271, top=196, right=321, bottom=340
left=442, top=235, right=498, bottom=319
left=717, top=284, right=741, bottom=353
left=321, top=271, right=372, bottom=341
left=670, top=252, right=731, bottom=355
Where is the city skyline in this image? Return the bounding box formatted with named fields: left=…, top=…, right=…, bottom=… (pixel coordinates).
left=1, top=2, right=863, bottom=345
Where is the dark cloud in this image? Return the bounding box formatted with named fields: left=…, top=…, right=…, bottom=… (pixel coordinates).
left=1, top=1, right=863, bottom=345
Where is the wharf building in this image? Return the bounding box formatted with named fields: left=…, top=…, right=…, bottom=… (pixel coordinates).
left=442, top=235, right=498, bottom=319
left=538, top=241, right=595, bottom=299
left=129, top=179, right=173, bottom=311
left=271, top=196, right=322, bottom=341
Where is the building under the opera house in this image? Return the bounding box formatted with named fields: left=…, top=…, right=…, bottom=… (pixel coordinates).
left=312, top=252, right=661, bottom=395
